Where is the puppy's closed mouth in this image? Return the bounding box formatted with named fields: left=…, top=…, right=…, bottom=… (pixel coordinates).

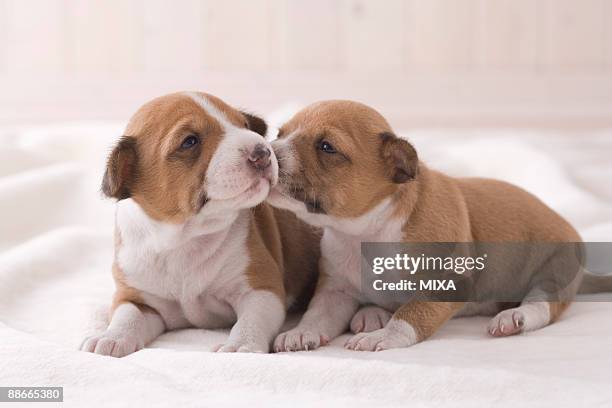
left=274, top=182, right=326, bottom=214
left=207, top=177, right=270, bottom=205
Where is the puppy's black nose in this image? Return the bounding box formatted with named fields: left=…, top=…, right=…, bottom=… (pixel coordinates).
left=248, top=143, right=271, bottom=170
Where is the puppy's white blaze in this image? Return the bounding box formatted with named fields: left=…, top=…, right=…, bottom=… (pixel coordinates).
left=186, top=91, right=279, bottom=205
left=185, top=92, right=232, bottom=130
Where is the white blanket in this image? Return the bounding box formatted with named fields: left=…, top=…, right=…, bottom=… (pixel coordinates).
left=1, top=120, right=611, bottom=407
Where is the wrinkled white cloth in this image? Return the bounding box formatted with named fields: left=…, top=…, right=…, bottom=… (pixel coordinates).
left=1, top=119, right=611, bottom=407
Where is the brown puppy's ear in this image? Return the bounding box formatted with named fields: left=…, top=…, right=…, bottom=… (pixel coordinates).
left=101, top=136, right=138, bottom=200
left=241, top=111, right=267, bottom=137
left=379, top=132, right=418, bottom=183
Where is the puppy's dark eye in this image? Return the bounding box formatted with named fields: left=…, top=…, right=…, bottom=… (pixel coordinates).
left=180, top=135, right=199, bottom=149
left=319, top=140, right=336, bottom=154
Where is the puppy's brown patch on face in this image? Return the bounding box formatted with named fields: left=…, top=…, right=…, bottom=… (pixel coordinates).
left=124, top=93, right=224, bottom=222
left=103, top=92, right=266, bottom=223
left=274, top=100, right=416, bottom=218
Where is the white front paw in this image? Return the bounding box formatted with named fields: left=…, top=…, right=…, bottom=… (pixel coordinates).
left=80, top=331, right=142, bottom=358
left=345, top=321, right=418, bottom=351
left=213, top=337, right=269, bottom=353
left=273, top=328, right=330, bottom=352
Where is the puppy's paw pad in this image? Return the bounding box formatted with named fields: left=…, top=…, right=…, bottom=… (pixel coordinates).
left=350, top=306, right=392, bottom=334
left=273, top=329, right=328, bottom=352
left=80, top=332, right=141, bottom=358
left=488, top=309, right=525, bottom=337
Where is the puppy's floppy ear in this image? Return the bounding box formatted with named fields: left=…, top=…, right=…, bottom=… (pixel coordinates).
left=102, top=136, right=138, bottom=200
left=241, top=111, right=267, bottom=137
left=379, top=132, right=418, bottom=183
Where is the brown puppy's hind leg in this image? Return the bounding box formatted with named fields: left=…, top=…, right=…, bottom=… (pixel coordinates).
left=489, top=245, right=580, bottom=337
left=488, top=301, right=571, bottom=337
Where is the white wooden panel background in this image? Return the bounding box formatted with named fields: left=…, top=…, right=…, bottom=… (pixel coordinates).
left=0, top=0, right=611, bottom=127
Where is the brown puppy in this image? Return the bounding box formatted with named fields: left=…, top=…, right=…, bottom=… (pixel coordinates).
left=268, top=100, right=584, bottom=352
left=80, top=92, right=320, bottom=357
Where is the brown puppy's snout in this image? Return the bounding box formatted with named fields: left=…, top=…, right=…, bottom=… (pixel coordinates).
left=248, top=143, right=271, bottom=170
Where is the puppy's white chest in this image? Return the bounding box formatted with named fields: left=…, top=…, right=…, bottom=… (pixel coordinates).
left=322, top=219, right=405, bottom=307
left=122, top=235, right=222, bottom=294
left=321, top=230, right=363, bottom=293
left=115, top=200, right=250, bottom=329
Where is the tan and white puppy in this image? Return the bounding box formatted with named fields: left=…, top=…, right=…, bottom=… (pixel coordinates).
left=268, top=100, right=586, bottom=352
left=80, top=92, right=320, bottom=357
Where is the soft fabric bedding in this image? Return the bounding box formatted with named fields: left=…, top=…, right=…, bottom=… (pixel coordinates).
left=1, top=118, right=611, bottom=407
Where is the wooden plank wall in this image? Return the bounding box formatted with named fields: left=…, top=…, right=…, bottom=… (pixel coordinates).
left=0, top=0, right=611, bottom=127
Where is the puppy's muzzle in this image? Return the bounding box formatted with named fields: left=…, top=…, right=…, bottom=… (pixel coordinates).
left=248, top=143, right=272, bottom=171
